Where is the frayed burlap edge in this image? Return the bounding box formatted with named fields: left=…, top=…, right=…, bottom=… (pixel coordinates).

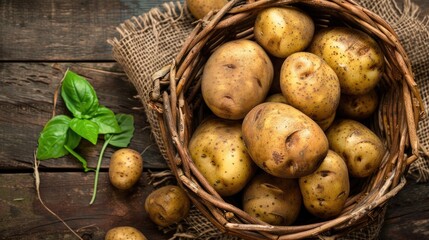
left=108, top=1, right=195, bottom=162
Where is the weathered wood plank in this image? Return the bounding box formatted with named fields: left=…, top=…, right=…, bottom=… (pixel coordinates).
left=0, top=172, right=428, bottom=240
left=0, top=0, right=174, bottom=61
left=380, top=179, right=429, bottom=239
left=0, top=62, right=167, bottom=170
left=0, top=172, right=172, bottom=240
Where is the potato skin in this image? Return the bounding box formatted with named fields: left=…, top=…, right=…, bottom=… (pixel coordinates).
left=254, top=7, right=314, bottom=58
left=299, top=150, right=350, bottom=219
left=105, top=226, right=147, bottom=240
left=201, top=39, right=274, bottom=120
left=309, top=27, right=385, bottom=95
left=109, top=148, right=143, bottom=190
left=242, top=102, right=329, bottom=178
left=186, top=0, right=228, bottom=19
left=265, top=93, right=288, bottom=104
left=243, top=172, right=302, bottom=225
left=144, top=185, right=191, bottom=227
left=188, top=117, right=256, bottom=196
left=326, top=119, right=385, bottom=178
left=337, top=89, right=379, bottom=120
left=280, top=52, right=341, bottom=121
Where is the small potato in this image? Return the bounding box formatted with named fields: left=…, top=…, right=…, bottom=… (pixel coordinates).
left=109, top=148, right=143, bottom=190
left=105, top=226, right=147, bottom=240
left=186, top=0, right=228, bottom=19
left=337, top=89, right=379, bottom=120
left=201, top=39, right=274, bottom=120
left=254, top=7, right=314, bottom=58
left=242, top=102, right=329, bottom=178
left=265, top=93, right=288, bottom=104
left=299, top=150, right=350, bottom=219
left=309, top=27, right=385, bottom=95
left=316, top=112, right=336, bottom=131
left=326, top=119, right=385, bottom=178
left=280, top=52, right=341, bottom=121
left=243, top=172, right=302, bottom=226
left=189, top=117, right=256, bottom=196
left=145, top=185, right=191, bottom=227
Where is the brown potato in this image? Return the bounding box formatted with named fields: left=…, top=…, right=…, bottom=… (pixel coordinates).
left=280, top=52, right=341, bottom=121
left=243, top=172, right=302, bottom=226
left=186, top=0, right=228, bottom=19
left=326, top=119, right=385, bottom=178
left=337, top=89, right=379, bottom=120
left=188, top=117, right=256, bottom=196
left=316, top=112, right=336, bottom=131
left=105, top=226, right=147, bottom=240
left=309, top=27, right=385, bottom=95
left=201, top=39, right=274, bottom=120
left=265, top=93, right=288, bottom=104
left=144, top=185, right=191, bottom=227
left=242, top=102, right=329, bottom=178
left=254, top=7, right=314, bottom=58
left=299, top=150, right=350, bottom=219
left=109, top=148, right=143, bottom=190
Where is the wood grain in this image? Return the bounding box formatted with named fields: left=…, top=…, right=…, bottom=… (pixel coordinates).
left=0, top=0, right=170, bottom=61
left=0, top=172, right=172, bottom=240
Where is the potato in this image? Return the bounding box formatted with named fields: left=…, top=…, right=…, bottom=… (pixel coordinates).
left=189, top=117, right=256, bottom=196
left=337, top=89, right=379, bottom=120
left=280, top=52, right=341, bottom=121
left=186, top=0, right=228, bottom=19
left=254, top=7, right=314, bottom=58
left=299, top=150, right=350, bottom=219
left=109, top=148, right=143, bottom=190
left=309, top=27, right=385, bottom=95
left=265, top=93, right=288, bottom=104
left=242, top=102, right=329, bottom=178
left=144, top=185, right=191, bottom=227
left=105, top=226, right=147, bottom=240
left=243, top=172, right=302, bottom=226
left=326, top=119, right=385, bottom=178
left=201, top=39, right=274, bottom=120
left=316, top=112, right=336, bottom=131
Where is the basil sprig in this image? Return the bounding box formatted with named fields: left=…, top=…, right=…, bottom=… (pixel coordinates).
left=36, top=69, right=135, bottom=204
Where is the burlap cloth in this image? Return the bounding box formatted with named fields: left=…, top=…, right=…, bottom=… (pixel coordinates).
left=108, top=0, right=429, bottom=239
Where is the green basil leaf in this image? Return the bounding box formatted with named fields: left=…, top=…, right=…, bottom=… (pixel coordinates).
left=106, top=114, right=134, bottom=148
left=90, top=106, right=121, bottom=134
left=69, top=118, right=99, bottom=145
left=61, top=69, right=99, bottom=119
left=37, top=115, right=79, bottom=160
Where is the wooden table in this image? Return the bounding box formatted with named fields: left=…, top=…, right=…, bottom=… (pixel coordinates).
left=1, top=1, right=428, bottom=239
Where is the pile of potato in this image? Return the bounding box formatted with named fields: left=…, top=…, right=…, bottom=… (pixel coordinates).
left=188, top=6, right=386, bottom=225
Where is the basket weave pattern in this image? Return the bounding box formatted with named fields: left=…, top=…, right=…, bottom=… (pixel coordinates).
left=149, top=0, right=425, bottom=239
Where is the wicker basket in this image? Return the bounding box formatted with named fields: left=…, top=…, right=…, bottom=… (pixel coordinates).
left=149, top=0, right=425, bottom=239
